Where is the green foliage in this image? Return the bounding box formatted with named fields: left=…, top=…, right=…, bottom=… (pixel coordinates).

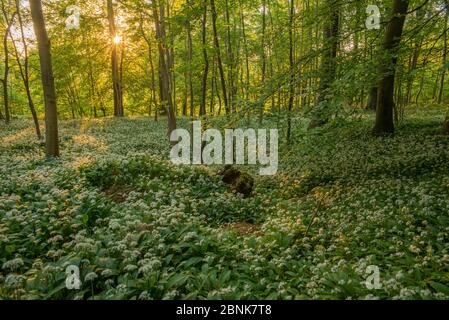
left=2, top=112, right=449, bottom=300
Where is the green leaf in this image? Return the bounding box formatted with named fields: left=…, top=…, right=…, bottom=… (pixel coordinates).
left=5, top=244, right=16, bottom=254
left=183, top=257, right=202, bottom=268
left=430, top=282, right=449, bottom=295
left=219, top=270, right=231, bottom=284
left=166, top=273, right=188, bottom=289
left=45, top=282, right=68, bottom=299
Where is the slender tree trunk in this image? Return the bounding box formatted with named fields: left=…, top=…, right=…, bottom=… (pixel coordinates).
left=395, top=67, right=403, bottom=123
left=416, top=73, right=424, bottom=106
left=187, top=17, right=194, bottom=117
left=239, top=0, right=250, bottom=116
left=286, top=0, right=294, bottom=141
left=183, top=35, right=188, bottom=117
left=258, top=0, right=267, bottom=125
left=405, top=41, right=421, bottom=105
left=210, top=0, right=229, bottom=114
left=1, top=0, right=15, bottom=124
left=309, top=0, right=339, bottom=129
left=441, top=1, right=449, bottom=134
left=433, top=74, right=440, bottom=100
left=224, top=0, right=234, bottom=112
left=216, top=74, right=222, bottom=115
left=138, top=15, right=156, bottom=118
left=200, top=2, right=209, bottom=117
left=29, top=0, right=59, bottom=157
left=107, top=0, right=123, bottom=117
left=86, top=41, right=98, bottom=118
left=152, top=0, right=176, bottom=137
left=438, top=13, right=448, bottom=104
left=405, top=9, right=423, bottom=106
left=149, top=46, right=156, bottom=117
left=210, top=56, right=216, bottom=115
left=367, top=87, right=378, bottom=111
left=373, top=0, right=409, bottom=136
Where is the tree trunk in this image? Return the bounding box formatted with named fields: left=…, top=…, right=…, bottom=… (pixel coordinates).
left=286, top=0, right=294, bottom=141
left=258, top=0, right=267, bottom=125
left=29, top=0, right=59, bottom=157
left=224, top=0, right=234, bottom=112
left=119, top=41, right=124, bottom=116
left=107, top=0, right=124, bottom=117
left=239, top=0, right=250, bottom=106
left=309, top=0, right=339, bottom=129
left=441, top=1, right=449, bottom=133
left=367, top=87, right=378, bottom=111
left=152, top=0, right=176, bottom=137
left=438, top=12, right=448, bottom=104
left=405, top=7, right=424, bottom=106
left=138, top=14, right=156, bottom=118
left=405, top=39, right=421, bottom=105
left=373, top=0, right=409, bottom=136
left=1, top=0, right=16, bottom=124
left=200, top=1, right=209, bottom=117
left=210, top=0, right=229, bottom=114
left=183, top=37, right=188, bottom=117
left=166, top=0, right=176, bottom=115
left=238, top=0, right=250, bottom=120
left=210, top=56, right=216, bottom=114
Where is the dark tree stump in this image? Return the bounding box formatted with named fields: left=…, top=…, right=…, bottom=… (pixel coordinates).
left=218, top=165, right=254, bottom=197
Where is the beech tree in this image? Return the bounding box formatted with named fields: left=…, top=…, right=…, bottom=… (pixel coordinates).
left=2, top=0, right=449, bottom=139
left=210, top=0, right=229, bottom=115
left=10, top=0, right=41, bottom=139
left=29, top=0, right=59, bottom=157
left=107, top=0, right=124, bottom=117
left=152, top=0, right=177, bottom=137
left=309, top=0, right=340, bottom=129
left=0, top=0, right=16, bottom=124
left=373, top=0, right=410, bottom=136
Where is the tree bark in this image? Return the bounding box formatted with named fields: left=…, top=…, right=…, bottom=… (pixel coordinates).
left=309, top=0, right=339, bottom=129
left=152, top=0, right=176, bottom=137
left=367, top=87, right=378, bottom=111
left=258, top=0, right=267, bottom=125
left=138, top=14, right=156, bottom=118
left=238, top=0, right=250, bottom=120
left=210, top=0, right=229, bottom=115
left=29, top=0, right=59, bottom=157
left=10, top=0, right=41, bottom=138
left=224, top=0, right=234, bottom=112
left=373, top=0, right=409, bottom=136
left=405, top=8, right=424, bottom=106
left=107, top=0, right=124, bottom=117
left=438, top=12, right=448, bottom=104
left=187, top=11, right=194, bottom=117
left=210, top=56, right=216, bottom=114
left=200, top=2, right=209, bottom=117
left=286, top=0, right=294, bottom=140
left=1, top=0, right=16, bottom=124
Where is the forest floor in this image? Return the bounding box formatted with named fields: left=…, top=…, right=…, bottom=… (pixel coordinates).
left=1, top=108, right=449, bottom=299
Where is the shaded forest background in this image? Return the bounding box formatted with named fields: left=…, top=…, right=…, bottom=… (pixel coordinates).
left=1, top=0, right=449, bottom=139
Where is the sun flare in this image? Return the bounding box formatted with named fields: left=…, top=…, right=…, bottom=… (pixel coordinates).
left=113, top=34, right=122, bottom=45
